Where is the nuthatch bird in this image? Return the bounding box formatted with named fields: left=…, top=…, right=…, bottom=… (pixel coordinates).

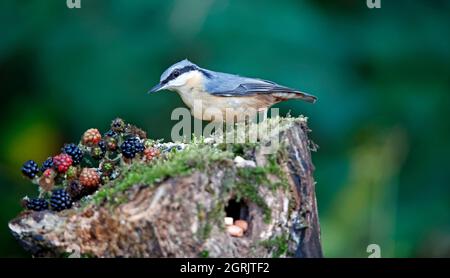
left=149, top=59, right=317, bottom=122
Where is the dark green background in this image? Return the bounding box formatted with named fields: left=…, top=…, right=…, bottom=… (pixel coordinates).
left=1, top=0, right=449, bottom=257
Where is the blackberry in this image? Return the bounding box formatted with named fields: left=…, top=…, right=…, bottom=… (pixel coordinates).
left=50, top=189, right=72, bottom=211
left=111, top=118, right=126, bottom=133
left=26, top=198, right=49, bottom=211
left=21, top=160, right=39, bottom=179
left=40, top=157, right=54, bottom=172
left=120, top=137, right=144, bottom=159
left=62, top=143, right=84, bottom=164
left=98, top=140, right=107, bottom=153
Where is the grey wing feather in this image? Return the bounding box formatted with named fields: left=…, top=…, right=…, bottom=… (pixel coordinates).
left=202, top=70, right=317, bottom=103
left=204, top=71, right=298, bottom=96
left=235, top=82, right=298, bottom=95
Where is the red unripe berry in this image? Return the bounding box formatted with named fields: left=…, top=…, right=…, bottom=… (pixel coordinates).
left=53, top=153, right=73, bottom=173
left=79, top=168, right=100, bottom=188
left=82, top=128, right=102, bottom=145
left=143, top=147, right=160, bottom=162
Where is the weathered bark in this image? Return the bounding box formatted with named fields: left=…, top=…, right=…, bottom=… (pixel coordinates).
left=9, top=117, right=322, bottom=258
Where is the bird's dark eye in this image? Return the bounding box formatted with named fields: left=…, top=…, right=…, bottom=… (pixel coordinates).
left=172, top=69, right=180, bottom=78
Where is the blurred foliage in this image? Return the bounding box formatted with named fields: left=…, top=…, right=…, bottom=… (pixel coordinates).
left=0, top=0, right=449, bottom=257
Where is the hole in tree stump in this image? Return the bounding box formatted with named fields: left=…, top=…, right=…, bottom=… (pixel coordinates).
left=225, top=198, right=249, bottom=222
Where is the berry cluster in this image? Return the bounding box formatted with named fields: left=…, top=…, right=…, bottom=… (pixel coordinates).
left=20, top=118, right=162, bottom=212
left=82, top=128, right=102, bottom=146
left=24, top=198, right=48, bottom=211
left=53, top=153, right=73, bottom=173
left=41, top=157, right=54, bottom=172
left=120, top=137, right=145, bottom=159
left=50, top=189, right=72, bottom=211
left=21, top=160, right=39, bottom=179
left=143, top=147, right=160, bottom=162
left=79, top=168, right=100, bottom=187
left=62, top=144, right=84, bottom=164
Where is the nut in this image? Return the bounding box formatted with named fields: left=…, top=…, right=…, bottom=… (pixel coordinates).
left=234, top=220, right=248, bottom=232
left=224, top=217, right=234, bottom=226
left=227, top=225, right=244, bottom=237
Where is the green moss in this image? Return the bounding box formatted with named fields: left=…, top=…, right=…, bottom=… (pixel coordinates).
left=199, top=250, right=209, bottom=258
left=234, top=181, right=272, bottom=223
left=266, top=153, right=290, bottom=190
left=232, top=148, right=290, bottom=223
left=91, top=143, right=233, bottom=206
left=209, top=202, right=225, bottom=228
left=199, top=202, right=225, bottom=240
left=200, top=223, right=212, bottom=240
left=236, top=159, right=288, bottom=191
left=197, top=204, right=206, bottom=221
left=84, top=117, right=295, bottom=223
left=216, top=144, right=256, bottom=169
left=260, top=235, right=289, bottom=258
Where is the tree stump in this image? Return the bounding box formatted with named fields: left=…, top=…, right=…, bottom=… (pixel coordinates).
left=9, top=117, right=322, bottom=258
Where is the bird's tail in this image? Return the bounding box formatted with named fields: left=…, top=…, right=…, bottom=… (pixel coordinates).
left=294, top=91, right=317, bottom=103
left=273, top=91, right=317, bottom=103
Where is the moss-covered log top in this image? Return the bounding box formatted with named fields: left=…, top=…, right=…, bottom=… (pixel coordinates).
left=9, top=116, right=322, bottom=258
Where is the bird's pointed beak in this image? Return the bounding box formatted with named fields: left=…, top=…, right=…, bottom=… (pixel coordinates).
left=148, top=83, right=164, bottom=94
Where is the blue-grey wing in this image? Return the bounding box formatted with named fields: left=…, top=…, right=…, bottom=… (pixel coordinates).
left=202, top=70, right=317, bottom=103
left=204, top=72, right=297, bottom=96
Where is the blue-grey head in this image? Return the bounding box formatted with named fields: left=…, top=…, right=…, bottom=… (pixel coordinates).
left=148, top=59, right=205, bottom=93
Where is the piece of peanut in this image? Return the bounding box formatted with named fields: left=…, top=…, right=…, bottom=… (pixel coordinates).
left=224, top=217, right=234, bottom=226
left=227, top=225, right=244, bottom=237
left=234, top=220, right=248, bottom=232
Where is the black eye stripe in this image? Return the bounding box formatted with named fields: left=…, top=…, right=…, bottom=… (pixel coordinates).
left=162, top=65, right=197, bottom=84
